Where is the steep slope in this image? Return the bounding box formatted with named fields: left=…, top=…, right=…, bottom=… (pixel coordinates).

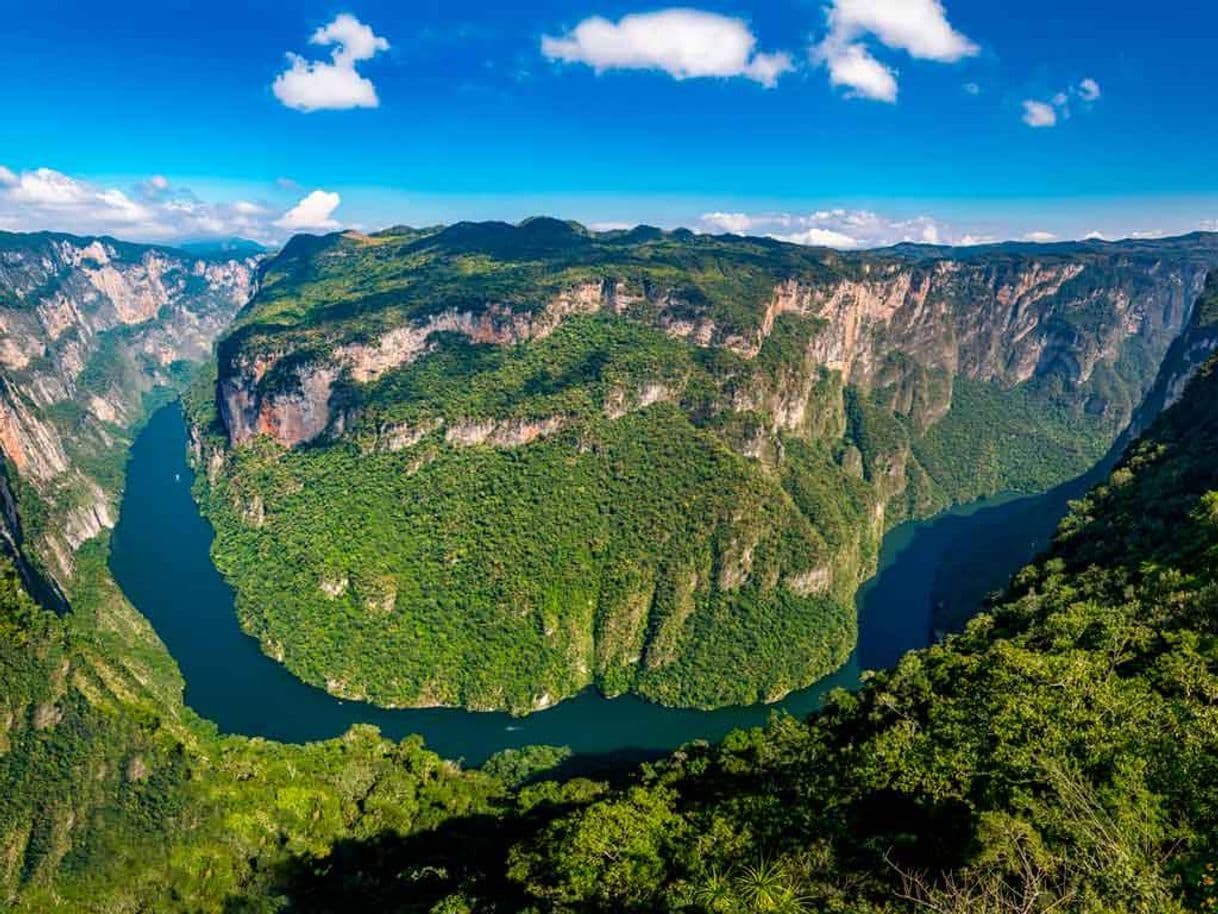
left=0, top=548, right=524, bottom=912
left=196, top=221, right=1218, bottom=713
left=27, top=284, right=1212, bottom=914
left=0, top=231, right=541, bottom=913
left=4, top=232, right=1218, bottom=913
left=0, top=231, right=257, bottom=584
left=488, top=341, right=1218, bottom=914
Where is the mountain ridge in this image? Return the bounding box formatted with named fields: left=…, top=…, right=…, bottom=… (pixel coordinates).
left=193, top=221, right=1218, bottom=713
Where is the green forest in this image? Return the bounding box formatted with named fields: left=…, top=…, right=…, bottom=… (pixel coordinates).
left=4, top=273, right=1218, bottom=912
left=193, top=222, right=1176, bottom=712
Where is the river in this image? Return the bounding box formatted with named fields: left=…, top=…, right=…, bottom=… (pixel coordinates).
left=110, top=402, right=1092, bottom=765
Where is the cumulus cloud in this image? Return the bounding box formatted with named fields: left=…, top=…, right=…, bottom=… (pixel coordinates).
left=136, top=174, right=172, bottom=201
left=273, top=14, right=390, bottom=112
left=1023, top=230, right=1058, bottom=243
left=1022, top=100, right=1058, bottom=128
left=0, top=165, right=339, bottom=243
left=232, top=200, right=268, bottom=216
left=701, top=211, right=757, bottom=234
left=822, top=43, right=897, bottom=102
left=814, top=0, right=978, bottom=102
left=274, top=190, right=342, bottom=231
left=541, top=9, right=793, bottom=87
left=699, top=208, right=955, bottom=249
left=1023, top=77, right=1101, bottom=127
left=7, top=168, right=93, bottom=206
left=780, top=226, right=867, bottom=248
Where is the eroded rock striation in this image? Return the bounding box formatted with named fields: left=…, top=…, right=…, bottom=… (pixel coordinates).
left=197, top=221, right=1218, bottom=714
left=0, top=231, right=258, bottom=583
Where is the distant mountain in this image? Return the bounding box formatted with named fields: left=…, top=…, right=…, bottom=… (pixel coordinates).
left=191, top=219, right=1218, bottom=714
left=174, top=236, right=269, bottom=258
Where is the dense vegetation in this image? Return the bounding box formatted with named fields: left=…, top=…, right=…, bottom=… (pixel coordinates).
left=5, top=278, right=1218, bottom=912
left=193, top=315, right=878, bottom=713
left=0, top=537, right=567, bottom=912
left=3, top=227, right=1218, bottom=909
left=238, top=327, right=1218, bottom=912
left=196, top=222, right=1209, bottom=712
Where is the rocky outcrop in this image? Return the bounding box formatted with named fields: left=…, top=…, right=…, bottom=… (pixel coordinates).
left=221, top=281, right=625, bottom=447
left=197, top=224, right=1218, bottom=715
left=219, top=247, right=1211, bottom=455
left=0, top=231, right=259, bottom=584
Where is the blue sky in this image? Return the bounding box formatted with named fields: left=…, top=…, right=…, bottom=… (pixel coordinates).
left=2, top=0, right=1215, bottom=247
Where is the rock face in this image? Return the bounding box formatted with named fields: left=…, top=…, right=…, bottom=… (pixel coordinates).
left=217, top=231, right=1213, bottom=454
left=196, top=222, right=1218, bottom=715
left=0, top=231, right=258, bottom=584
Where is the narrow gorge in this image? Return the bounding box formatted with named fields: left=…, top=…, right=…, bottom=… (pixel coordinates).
left=0, top=232, right=257, bottom=589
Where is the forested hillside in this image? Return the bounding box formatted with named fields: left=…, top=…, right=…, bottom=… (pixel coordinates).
left=242, top=277, right=1218, bottom=913
left=195, top=221, right=1218, bottom=712
left=3, top=254, right=1218, bottom=913
left=484, top=347, right=1218, bottom=913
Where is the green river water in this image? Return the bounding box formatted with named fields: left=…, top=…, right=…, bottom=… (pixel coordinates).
left=110, top=402, right=1096, bottom=765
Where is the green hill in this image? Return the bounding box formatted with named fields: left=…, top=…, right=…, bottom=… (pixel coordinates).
left=196, top=222, right=1217, bottom=712
left=2, top=245, right=1218, bottom=914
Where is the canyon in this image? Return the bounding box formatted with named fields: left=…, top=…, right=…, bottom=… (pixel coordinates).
left=1, top=222, right=1218, bottom=912
left=196, top=221, right=1218, bottom=713
left=0, top=231, right=258, bottom=585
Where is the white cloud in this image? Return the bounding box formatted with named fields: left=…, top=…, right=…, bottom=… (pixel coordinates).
left=779, top=226, right=864, bottom=248
left=1201, top=219, right=1218, bottom=232
left=1023, top=231, right=1058, bottom=243
left=1084, top=230, right=1108, bottom=241
left=815, top=0, right=977, bottom=102
left=699, top=208, right=955, bottom=249
left=0, top=165, right=297, bottom=243
left=1022, top=77, right=1102, bottom=127
left=137, top=174, right=172, bottom=200
left=822, top=43, right=897, bottom=102
left=273, top=14, right=390, bottom=112
left=701, top=211, right=757, bottom=234
left=541, top=9, right=793, bottom=87
left=1022, top=100, right=1058, bottom=128
left=233, top=200, right=267, bottom=216
left=963, top=81, right=980, bottom=95
left=823, top=0, right=978, bottom=61
left=8, top=168, right=92, bottom=206
left=274, top=190, right=342, bottom=231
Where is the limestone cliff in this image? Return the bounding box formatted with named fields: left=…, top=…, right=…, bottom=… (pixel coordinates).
left=194, top=222, right=1218, bottom=714
left=0, top=231, right=258, bottom=584
left=218, top=228, right=1211, bottom=464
